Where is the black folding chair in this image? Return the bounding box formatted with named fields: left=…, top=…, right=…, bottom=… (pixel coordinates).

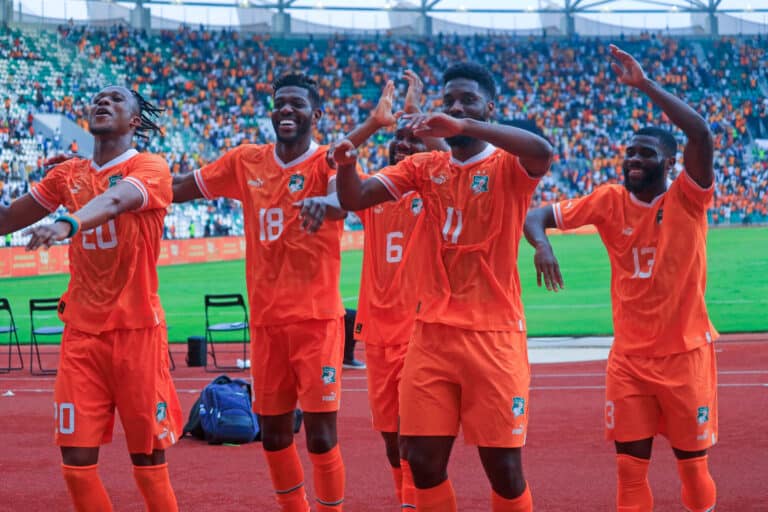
left=204, top=294, right=248, bottom=372
left=0, top=298, right=23, bottom=373
left=29, top=298, right=64, bottom=376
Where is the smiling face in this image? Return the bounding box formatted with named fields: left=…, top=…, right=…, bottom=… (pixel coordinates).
left=88, top=86, right=140, bottom=138
left=389, top=122, right=428, bottom=165
left=622, top=134, right=672, bottom=194
left=441, top=78, right=494, bottom=147
left=271, top=86, right=320, bottom=145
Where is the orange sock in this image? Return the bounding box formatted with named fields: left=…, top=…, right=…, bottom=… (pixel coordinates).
left=616, top=454, right=653, bottom=512
left=400, top=459, right=416, bottom=510
left=415, top=479, right=457, bottom=512
left=677, top=455, right=716, bottom=512
left=132, top=463, right=179, bottom=512
left=391, top=465, right=403, bottom=504
left=264, top=444, right=310, bottom=512
left=61, top=464, right=113, bottom=512
left=492, top=482, right=532, bottom=512
left=308, top=445, right=345, bottom=511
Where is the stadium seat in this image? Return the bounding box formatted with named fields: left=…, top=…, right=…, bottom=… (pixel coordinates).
left=29, top=298, right=64, bottom=376
left=203, top=294, right=249, bottom=373
left=0, top=298, right=24, bottom=373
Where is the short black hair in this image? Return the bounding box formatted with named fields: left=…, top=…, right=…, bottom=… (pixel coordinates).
left=443, top=62, right=497, bottom=101
left=130, top=90, right=164, bottom=140
left=635, top=126, right=677, bottom=157
left=272, top=73, right=321, bottom=109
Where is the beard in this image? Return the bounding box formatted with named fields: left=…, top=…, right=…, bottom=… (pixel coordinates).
left=445, top=134, right=475, bottom=147
left=623, top=161, right=665, bottom=194
left=273, top=120, right=312, bottom=144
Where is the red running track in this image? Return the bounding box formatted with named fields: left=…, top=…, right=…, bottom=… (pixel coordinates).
left=1, top=336, right=766, bottom=511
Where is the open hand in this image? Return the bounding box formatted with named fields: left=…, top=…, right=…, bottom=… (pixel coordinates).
left=609, top=44, right=648, bottom=89
left=403, top=70, right=424, bottom=114
left=534, top=242, right=564, bottom=292
left=406, top=113, right=464, bottom=138
left=370, top=80, right=399, bottom=128
left=23, top=222, right=71, bottom=251
left=293, top=196, right=329, bottom=234
left=43, top=153, right=76, bottom=168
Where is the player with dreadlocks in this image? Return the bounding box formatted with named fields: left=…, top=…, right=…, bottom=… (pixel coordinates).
left=0, top=86, right=182, bottom=511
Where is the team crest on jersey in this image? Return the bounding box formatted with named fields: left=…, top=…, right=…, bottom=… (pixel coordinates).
left=697, top=406, right=709, bottom=425
left=410, top=198, right=423, bottom=215
left=155, top=402, right=167, bottom=423
left=288, top=174, right=305, bottom=193
left=512, top=397, right=525, bottom=417
left=108, top=174, right=123, bottom=188
left=471, top=174, right=489, bottom=193
left=322, top=366, right=337, bottom=385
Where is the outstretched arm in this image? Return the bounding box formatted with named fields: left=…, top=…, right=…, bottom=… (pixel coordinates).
left=23, top=181, right=144, bottom=250
left=0, top=195, right=52, bottom=236
left=172, top=172, right=204, bottom=203
left=610, top=44, right=714, bottom=188
left=333, top=140, right=394, bottom=211
left=523, top=206, right=564, bottom=292
left=408, top=114, right=553, bottom=177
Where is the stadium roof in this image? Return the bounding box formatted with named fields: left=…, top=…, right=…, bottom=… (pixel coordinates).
left=14, top=0, right=768, bottom=33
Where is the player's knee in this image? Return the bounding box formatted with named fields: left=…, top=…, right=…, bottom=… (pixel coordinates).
left=486, top=460, right=526, bottom=498
left=381, top=432, right=401, bottom=467
left=130, top=450, right=166, bottom=467
left=60, top=446, right=99, bottom=467
left=676, top=455, right=716, bottom=511
left=406, top=450, right=447, bottom=488
left=262, top=431, right=294, bottom=452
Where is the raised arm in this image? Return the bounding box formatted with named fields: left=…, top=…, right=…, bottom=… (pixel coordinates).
left=23, top=181, right=144, bottom=250
left=342, top=80, right=398, bottom=149
left=409, top=114, right=553, bottom=177
left=333, top=140, right=394, bottom=211
left=172, top=172, right=204, bottom=203
left=0, top=195, right=52, bottom=236
left=403, top=70, right=449, bottom=152
left=523, top=206, right=564, bottom=292
left=610, top=44, right=714, bottom=188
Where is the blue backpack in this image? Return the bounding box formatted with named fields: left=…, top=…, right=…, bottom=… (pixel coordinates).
left=195, top=375, right=260, bottom=445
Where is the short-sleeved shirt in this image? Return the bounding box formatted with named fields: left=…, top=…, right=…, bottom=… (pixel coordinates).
left=30, top=149, right=171, bottom=334
left=552, top=172, right=718, bottom=356
left=194, top=142, right=345, bottom=326
left=355, top=191, right=424, bottom=346
left=374, top=145, right=540, bottom=332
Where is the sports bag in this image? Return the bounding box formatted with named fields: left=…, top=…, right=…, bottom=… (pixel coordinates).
left=196, top=375, right=260, bottom=444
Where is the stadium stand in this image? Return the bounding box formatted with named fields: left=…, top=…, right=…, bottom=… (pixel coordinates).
left=1, top=24, right=766, bottom=247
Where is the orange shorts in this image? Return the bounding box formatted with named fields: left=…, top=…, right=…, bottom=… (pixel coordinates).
left=54, top=325, right=182, bottom=454
left=399, top=322, right=530, bottom=447
left=605, top=343, right=718, bottom=451
left=365, top=342, right=409, bottom=433
left=250, top=317, right=344, bottom=416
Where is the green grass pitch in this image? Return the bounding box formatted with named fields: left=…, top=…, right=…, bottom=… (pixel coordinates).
left=2, top=227, right=765, bottom=342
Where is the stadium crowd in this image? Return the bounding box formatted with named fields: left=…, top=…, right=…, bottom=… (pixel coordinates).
left=1, top=24, right=766, bottom=246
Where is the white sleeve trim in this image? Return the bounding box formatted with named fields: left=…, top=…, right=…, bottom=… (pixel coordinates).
left=122, top=176, right=149, bottom=210
left=372, top=174, right=402, bottom=200
left=193, top=169, right=214, bottom=199
left=29, top=187, right=58, bottom=212
left=552, top=203, right=565, bottom=229
left=682, top=170, right=715, bottom=192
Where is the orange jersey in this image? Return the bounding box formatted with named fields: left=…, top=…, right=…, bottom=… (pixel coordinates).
left=355, top=191, right=424, bottom=346
left=552, top=172, right=718, bottom=356
left=30, top=149, right=171, bottom=334
left=194, top=142, right=345, bottom=326
left=375, top=145, right=540, bottom=331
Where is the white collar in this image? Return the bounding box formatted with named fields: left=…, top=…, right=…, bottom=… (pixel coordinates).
left=91, top=148, right=139, bottom=172
left=450, top=144, right=496, bottom=167
left=273, top=141, right=319, bottom=169
left=629, top=191, right=665, bottom=208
